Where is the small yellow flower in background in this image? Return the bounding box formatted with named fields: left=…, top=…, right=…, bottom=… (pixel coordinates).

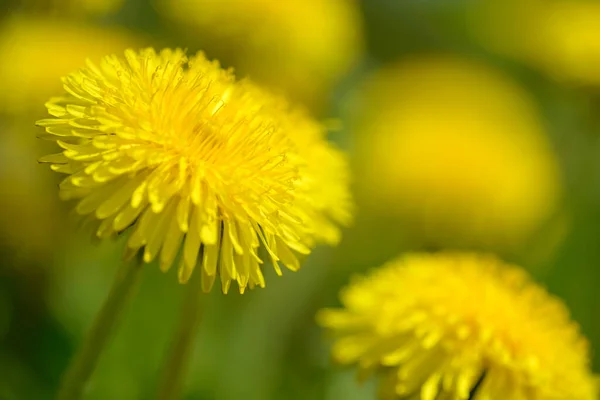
left=470, top=0, right=600, bottom=85
left=354, top=56, right=561, bottom=249
left=0, top=15, right=142, bottom=114
left=37, top=48, right=351, bottom=294
left=158, top=0, right=364, bottom=111
left=318, top=253, right=598, bottom=400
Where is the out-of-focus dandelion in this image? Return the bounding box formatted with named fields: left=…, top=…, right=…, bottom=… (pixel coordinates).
left=318, top=252, right=598, bottom=400
left=0, top=15, right=141, bottom=114
left=470, top=0, right=600, bottom=85
left=38, top=48, right=350, bottom=294
left=39, top=47, right=350, bottom=400
left=353, top=56, right=561, bottom=250
left=158, top=0, right=364, bottom=111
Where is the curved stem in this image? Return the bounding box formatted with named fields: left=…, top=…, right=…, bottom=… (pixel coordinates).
left=57, top=259, right=143, bottom=400
left=157, top=271, right=204, bottom=400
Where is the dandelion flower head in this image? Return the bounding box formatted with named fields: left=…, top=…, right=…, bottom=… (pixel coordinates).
left=318, top=253, right=598, bottom=400
left=160, top=0, right=363, bottom=109
left=37, top=48, right=351, bottom=293
left=470, top=0, right=600, bottom=85
left=355, top=56, right=561, bottom=249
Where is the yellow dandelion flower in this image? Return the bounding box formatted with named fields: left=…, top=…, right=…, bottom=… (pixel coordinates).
left=0, top=15, right=142, bottom=114
left=470, top=0, right=600, bottom=85
left=37, top=48, right=351, bottom=294
left=318, top=253, right=598, bottom=400
left=354, top=56, right=561, bottom=249
left=158, top=0, right=363, bottom=110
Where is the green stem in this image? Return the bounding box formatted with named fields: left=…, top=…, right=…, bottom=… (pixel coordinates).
left=57, top=259, right=143, bottom=400
left=157, top=271, right=204, bottom=400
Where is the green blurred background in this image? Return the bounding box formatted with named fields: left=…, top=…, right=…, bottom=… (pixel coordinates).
left=0, top=0, right=599, bottom=399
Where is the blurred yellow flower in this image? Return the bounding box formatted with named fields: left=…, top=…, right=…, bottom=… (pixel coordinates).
left=355, top=56, right=561, bottom=249
left=0, top=15, right=142, bottom=114
left=38, top=48, right=351, bottom=294
left=470, top=0, right=600, bottom=85
left=318, top=253, right=598, bottom=400
left=159, top=0, right=364, bottom=111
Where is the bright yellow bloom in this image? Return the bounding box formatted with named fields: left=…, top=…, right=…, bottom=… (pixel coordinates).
left=355, top=56, right=561, bottom=249
left=470, top=0, right=600, bottom=85
left=0, top=15, right=142, bottom=114
left=318, top=253, right=598, bottom=400
left=158, top=0, right=363, bottom=110
left=37, top=48, right=351, bottom=293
